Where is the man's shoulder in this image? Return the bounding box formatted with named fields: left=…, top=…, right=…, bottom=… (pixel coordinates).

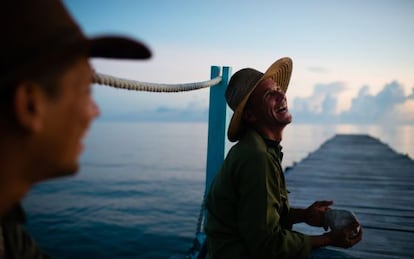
left=1, top=204, right=51, bottom=259
left=228, top=142, right=264, bottom=162
left=225, top=131, right=272, bottom=167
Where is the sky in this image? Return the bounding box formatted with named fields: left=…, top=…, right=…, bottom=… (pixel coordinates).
left=64, top=0, right=414, bottom=124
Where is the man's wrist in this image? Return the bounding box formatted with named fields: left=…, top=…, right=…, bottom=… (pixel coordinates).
left=310, top=233, right=331, bottom=249
left=289, top=207, right=307, bottom=224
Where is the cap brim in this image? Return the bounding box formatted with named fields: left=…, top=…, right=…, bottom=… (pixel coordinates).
left=227, top=57, right=292, bottom=142
left=88, top=36, right=151, bottom=60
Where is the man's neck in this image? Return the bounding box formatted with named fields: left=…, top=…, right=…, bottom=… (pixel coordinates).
left=0, top=146, right=32, bottom=218
left=252, top=125, right=285, bottom=142
left=0, top=180, right=30, bottom=218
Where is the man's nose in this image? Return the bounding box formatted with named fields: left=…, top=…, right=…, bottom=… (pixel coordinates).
left=91, top=99, right=100, bottom=118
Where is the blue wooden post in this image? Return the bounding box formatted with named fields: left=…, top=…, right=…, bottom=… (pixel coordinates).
left=187, top=67, right=232, bottom=259
left=205, top=66, right=231, bottom=196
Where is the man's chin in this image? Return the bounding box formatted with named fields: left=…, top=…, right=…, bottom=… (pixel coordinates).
left=63, top=165, right=80, bottom=177
left=276, top=116, right=292, bottom=126
left=29, top=163, right=80, bottom=184
left=50, top=164, right=80, bottom=180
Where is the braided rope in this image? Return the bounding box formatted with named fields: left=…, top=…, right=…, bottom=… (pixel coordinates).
left=195, top=196, right=206, bottom=235
left=93, top=72, right=222, bottom=93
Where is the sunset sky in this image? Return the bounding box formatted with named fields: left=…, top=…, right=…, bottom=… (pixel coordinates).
left=64, top=0, right=414, bottom=124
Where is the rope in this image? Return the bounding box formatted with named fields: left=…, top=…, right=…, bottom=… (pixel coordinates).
left=93, top=72, right=222, bottom=93
left=187, top=191, right=207, bottom=259
left=195, top=196, right=206, bottom=235
left=92, top=70, right=221, bottom=259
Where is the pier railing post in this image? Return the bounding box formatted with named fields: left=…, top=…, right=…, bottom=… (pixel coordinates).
left=204, top=66, right=231, bottom=224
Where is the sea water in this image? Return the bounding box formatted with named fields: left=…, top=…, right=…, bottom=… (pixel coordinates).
left=23, top=122, right=414, bottom=258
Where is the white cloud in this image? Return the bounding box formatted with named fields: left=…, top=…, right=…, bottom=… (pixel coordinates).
left=292, top=80, right=413, bottom=124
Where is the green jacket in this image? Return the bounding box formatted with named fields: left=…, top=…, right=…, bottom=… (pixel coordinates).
left=1, top=204, right=50, bottom=259
left=205, top=129, right=311, bottom=259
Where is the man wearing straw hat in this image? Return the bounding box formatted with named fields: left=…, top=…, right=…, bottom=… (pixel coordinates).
left=205, top=57, right=362, bottom=258
left=0, top=0, right=151, bottom=257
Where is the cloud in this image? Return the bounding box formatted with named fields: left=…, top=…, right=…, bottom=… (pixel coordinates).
left=408, top=88, right=414, bottom=99
left=340, top=81, right=407, bottom=124
left=291, top=82, right=346, bottom=123
left=394, top=99, right=414, bottom=123
left=322, top=93, right=338, bottom=116
left=292, top=81, right=413, bottom=124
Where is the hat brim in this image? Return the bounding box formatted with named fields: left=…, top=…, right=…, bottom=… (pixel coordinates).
left=227, top=57, right=292, bottom=142
left=88, top=36, right=151, bottom=60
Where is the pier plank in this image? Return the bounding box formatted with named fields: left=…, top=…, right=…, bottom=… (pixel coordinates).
left=286, top=134, right=414, bottom=258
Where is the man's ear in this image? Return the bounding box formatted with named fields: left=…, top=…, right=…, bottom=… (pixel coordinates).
left=13, top=82, right=47, bottom=133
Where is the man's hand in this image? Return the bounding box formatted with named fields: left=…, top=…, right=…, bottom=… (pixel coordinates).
left=309, top=218, right=362, bottom=249
left=305, top=200, right=333, bottom=227
left=327, top=222, right=363, bottom=248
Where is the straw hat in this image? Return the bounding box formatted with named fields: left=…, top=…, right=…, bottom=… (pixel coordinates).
left=1, top=0, right=151, bottom=84
left=225, top=57, right=292, bottom=142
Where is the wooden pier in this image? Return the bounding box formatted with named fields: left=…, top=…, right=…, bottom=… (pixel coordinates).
left=287, top=134, right=414, bottom=259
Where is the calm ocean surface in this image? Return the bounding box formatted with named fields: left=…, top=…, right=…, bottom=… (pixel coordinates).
left=23, top=122, right=414, bottom=259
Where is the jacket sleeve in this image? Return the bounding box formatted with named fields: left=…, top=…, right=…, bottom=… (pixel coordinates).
left=236, top=151, right=312, bottom=259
